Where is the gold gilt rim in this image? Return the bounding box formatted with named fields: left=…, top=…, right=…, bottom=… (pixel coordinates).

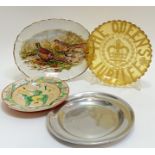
left=87, top=20, right=152, bottom=87
left=13, top=18, right=90, bottom=81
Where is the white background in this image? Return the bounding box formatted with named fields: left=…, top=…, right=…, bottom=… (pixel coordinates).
left=0, top=6, right=155, bottom=148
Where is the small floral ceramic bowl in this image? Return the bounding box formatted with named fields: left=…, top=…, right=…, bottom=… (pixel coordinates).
left=2, top=77, right=69, bottom=112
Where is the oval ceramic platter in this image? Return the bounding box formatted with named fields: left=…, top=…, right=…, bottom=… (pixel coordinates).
left=87, top=20, right=152, bottom=86
left=2, top=77, right=69, bottom=112
left=47, top=92, right=134, bottom=145
left=14, top=19, right=90, bottom=80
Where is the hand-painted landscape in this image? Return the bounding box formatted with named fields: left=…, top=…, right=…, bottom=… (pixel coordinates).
left=20, top=30, right=87, bottom=72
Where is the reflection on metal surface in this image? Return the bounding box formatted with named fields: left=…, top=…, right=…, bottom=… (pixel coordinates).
left=47, top=92, right=134, bottom=145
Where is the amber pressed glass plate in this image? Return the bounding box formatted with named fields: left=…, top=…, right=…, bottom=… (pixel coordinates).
left=87, top=20, right=152, bottom=86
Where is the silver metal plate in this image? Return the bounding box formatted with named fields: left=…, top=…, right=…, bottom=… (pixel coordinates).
left=47, top=92, right=134, bottom=145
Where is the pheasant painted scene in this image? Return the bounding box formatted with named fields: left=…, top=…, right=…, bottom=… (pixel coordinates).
left=20, top=30, right=87, bottom=72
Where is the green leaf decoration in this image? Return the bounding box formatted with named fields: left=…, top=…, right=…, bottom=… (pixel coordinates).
left=22, top=94, right=33, bottom=106
left=57, top=81, right=63, bottom=88
left=4, top=97, right=16, bottom=105
left=41, top=94, right=48, bottom=104
left=33, top=90, right=42, bottom=96
left=11, top=84, right=16, bottom=96
left=12, top=83, right=16, bottom=91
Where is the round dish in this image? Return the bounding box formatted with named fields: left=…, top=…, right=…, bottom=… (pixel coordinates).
left=87, top=20, right=152, bottom=86
left=2, top=77, right=69, bottom=112
left=14, top=19, right=90, bottom=80
left=47, top=92, right=134, bottom=145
